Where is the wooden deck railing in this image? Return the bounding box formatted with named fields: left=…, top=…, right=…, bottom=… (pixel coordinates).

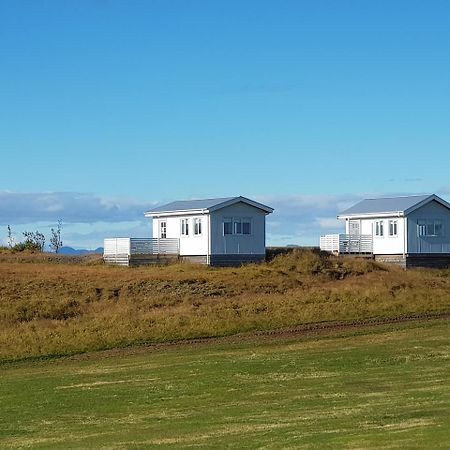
left=104, top=237, right=180, bottom=263
left=320, top=234, right=373, bottom=254
left=129, top=238, right=179, bottom=255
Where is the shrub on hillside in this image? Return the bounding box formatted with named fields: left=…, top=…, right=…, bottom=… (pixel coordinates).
left=12, top=242, right=42, bottom=252
left=269, top=248, right=386, bottom=278
left=12, top=231, right=46, bottom=253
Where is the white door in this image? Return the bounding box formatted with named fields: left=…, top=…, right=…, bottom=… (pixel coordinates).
left=349, top=220, right=360, bottom=235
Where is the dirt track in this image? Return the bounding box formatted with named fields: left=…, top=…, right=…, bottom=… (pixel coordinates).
left=64, top=311, right=450, bottom=362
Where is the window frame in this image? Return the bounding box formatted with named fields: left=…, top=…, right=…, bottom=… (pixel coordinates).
left=374, top=220, right=384, bottom=237
left=233, top=218, right=242, bottom=235
left=159, top=220, right=167, bottom=239
left=223, top=217, right=233, bottom=235
left=223, top=216, right=252, bottom=236
left=193, top=217, right=202, bottom=236
left=388, top=219, right=398, bottom=237
left=181, top=218, right=189, bottom=237
left=417, top=219, right=444, bottom=237
left=242, top=217, right=252, bottom=235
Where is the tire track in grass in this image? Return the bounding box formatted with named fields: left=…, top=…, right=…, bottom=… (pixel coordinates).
left=65, top=311, right=450, bottom=362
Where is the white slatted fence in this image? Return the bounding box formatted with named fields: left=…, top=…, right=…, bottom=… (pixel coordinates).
left=104, top=237, right=179, bottom=265
left=320, top=234, right=373, bottom=254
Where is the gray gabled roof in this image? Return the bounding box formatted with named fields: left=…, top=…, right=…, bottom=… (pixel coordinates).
left=145, top=196, right=274, bottom=216
left=148, top=197, right=235, bottom=213
left=338, top=194, right=450, bottom=217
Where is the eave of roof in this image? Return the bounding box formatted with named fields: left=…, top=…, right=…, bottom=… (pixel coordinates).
left=337, top=210, right=406, bottom=219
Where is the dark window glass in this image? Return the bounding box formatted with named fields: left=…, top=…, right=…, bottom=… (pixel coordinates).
left=223, top=221, right=232, bottom=235
left=234, top=221, right=242, bottom=234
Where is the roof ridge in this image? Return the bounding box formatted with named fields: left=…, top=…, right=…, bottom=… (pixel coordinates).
left=155, top=196, right=236, bottom=203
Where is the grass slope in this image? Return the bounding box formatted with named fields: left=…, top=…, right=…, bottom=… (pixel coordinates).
left=0, top=250, right=450, bottom=361
left=1, top=320, right=449, bottom=449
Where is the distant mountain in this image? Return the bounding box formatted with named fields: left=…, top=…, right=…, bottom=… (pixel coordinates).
left=59, top=246, right=104, bottom=255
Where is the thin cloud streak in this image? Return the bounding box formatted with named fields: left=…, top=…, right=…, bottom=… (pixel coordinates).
left=0, top=191, right=157, bottom=225
left=0, top=191, right=356, bottom=247
left=257, top=193, right=364, bottom=245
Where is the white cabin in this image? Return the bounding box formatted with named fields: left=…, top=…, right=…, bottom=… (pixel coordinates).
left=320, top=194, right=450, bottom=268
left=144, top=196, right=274, bottom=266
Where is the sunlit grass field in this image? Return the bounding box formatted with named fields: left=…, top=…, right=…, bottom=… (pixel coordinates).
left=1, top=319, right=449, bottom=449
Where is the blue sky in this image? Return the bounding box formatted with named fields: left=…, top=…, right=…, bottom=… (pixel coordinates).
left=1, top=1, right=450, bottom=248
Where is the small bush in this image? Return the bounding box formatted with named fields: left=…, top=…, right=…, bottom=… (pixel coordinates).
left=12, top=241, right=42, bottom=253
left=269, top=249, right=385, bottom=278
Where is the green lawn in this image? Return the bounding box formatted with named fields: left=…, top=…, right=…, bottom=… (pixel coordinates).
left=1, top=320, right=449, bottom=449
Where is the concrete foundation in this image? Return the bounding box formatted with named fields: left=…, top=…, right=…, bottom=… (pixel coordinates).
left=375, top=254, right=450, bottom=269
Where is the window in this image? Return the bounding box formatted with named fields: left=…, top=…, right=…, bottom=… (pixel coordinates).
left=234, top=219, right=242, bottom=235
left=242, top=218, right=251, bottom=235
left=194, top=218, right=202, bottom=235
left=418, top=219, right=444, bottom=237
left=223, top=218, right=232, bottom=235
left=224, top=217, right=252, bottom=235
left=389, top=220, right=398, bottom=237
left=181, top=218, right=189, bottom=236
left=160, top=221, right=167, bottom=239
left=375, top=220, right=384, bottom=237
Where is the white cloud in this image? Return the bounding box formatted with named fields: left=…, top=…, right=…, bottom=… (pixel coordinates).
left=0, top=191, right=361, bottom=247
left=4, top=190, right=447, bottom=249
left=259, top=193, right=364, bottom=245
left=0, top=191, right=158, bottom=249
left=316, top=217, right=341, bottom=229
left=0, top=191, right=157, bottom=225
left=61, top=220, right=151, bottom=249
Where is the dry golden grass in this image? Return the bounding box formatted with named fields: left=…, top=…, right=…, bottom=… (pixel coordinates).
left=0, top=249, right=449, bottom=361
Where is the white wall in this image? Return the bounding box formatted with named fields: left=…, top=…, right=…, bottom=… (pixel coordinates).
left=344, top=217, right=406, bottom=255
left=210, top=203, right=266, bottom=255
left=152, top=214, right=209, bottom=256
left=367, top=217, right=406, bottom=255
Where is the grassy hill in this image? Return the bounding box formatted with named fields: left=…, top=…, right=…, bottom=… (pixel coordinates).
left=1, top=249, right=449, bottom=362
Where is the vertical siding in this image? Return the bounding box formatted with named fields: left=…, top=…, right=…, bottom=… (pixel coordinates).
left=209, top=203, right=266, bottom=256
left=406, top=200, right=450, bottom=253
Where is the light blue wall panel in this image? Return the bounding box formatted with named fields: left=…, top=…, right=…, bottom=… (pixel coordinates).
left=407, top=200, right=450, bottom=253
